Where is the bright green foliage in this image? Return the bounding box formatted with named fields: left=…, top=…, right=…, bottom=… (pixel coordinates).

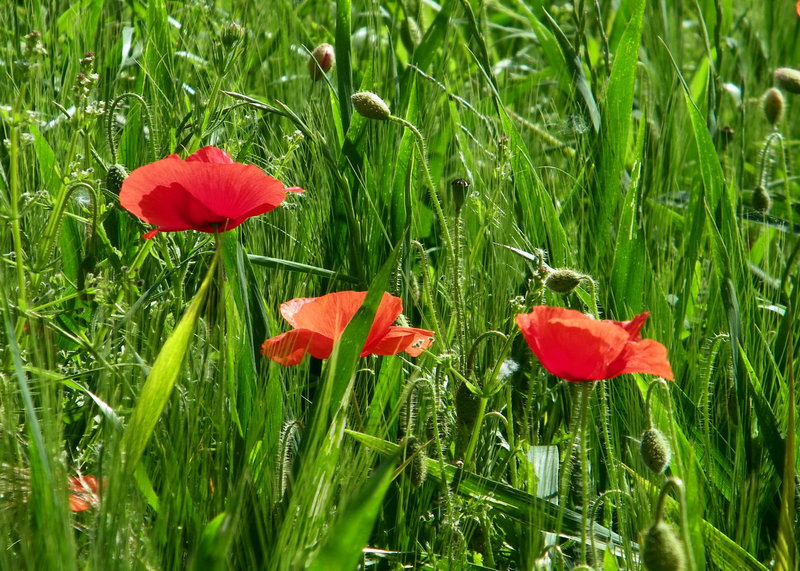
left=1, top=0, right=799, bottom=569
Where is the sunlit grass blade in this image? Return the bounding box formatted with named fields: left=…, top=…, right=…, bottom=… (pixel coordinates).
left=307, top=453, right=398, bottom=571
left=120, top=250, right=219, bottom=473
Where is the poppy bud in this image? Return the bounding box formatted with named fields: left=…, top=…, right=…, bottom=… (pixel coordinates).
left=544, top=268, right=584, bottom=295
left=308, top=43, right=335, bottom=81
left=222, top=22, right=245, bottom=49
left=751, top=185, right=772, bottom=213
left=105, top=164, right=129, bottom=195
left=351, top=91, right=391, bottom=120
left=451, top=178, right=470, bottom=213
left=774, top=67, right=800, bottom=94
left=762, top=88, right=784, bottom=125
left=639, top=427, right=671, bottom=474
left=641, top=521, right=686, bottom=571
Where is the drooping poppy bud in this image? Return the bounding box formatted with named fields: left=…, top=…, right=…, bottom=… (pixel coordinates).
left=763, top=87, right=784, bottom=125
left=544, top=268, right=584, bottom=295
left=351, top=91, right=391, bottom=120
left=308, top=43, right=335, bottom=80
left=751, top=185, right=772, bottom=213
left=639, top=427, right=671, bottom=474
left=774, top=67, right=800, bottom=94
left=642, top=521, right=686, bottom=571
left=451, top=178, right=470, bottom=213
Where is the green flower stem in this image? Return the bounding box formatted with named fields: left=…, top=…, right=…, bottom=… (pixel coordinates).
left=462, top=395, right=488, bottom=471
left=577, top=382, right=592, bottom=564
left=9, top=90, right=28, bottom=316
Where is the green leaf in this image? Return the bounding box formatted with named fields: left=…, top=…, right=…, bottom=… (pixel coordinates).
left=307, top=454, right=398, bottom=571
left=595, top=0, right=645, bottom=263
left=120, top=251, right=218, bottom=473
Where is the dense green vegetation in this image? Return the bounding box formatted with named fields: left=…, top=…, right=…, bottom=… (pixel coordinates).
left=1, top=0, right=799, bottom=568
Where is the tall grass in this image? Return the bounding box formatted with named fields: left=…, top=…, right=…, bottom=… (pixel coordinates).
left=1, top=0, right=798, bottom=569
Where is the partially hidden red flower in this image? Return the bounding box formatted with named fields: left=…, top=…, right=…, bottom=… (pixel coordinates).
left=797, top=0, right=800, bottom=18
left=119, top=146, right=303, bottom=239
left=515, top=306, right=674, bottom=382
left=68, top=475, right=99, bottom=512
left=261, top=291, right=434, bottom=366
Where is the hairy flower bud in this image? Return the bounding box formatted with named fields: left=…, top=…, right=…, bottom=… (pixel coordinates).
left=639, top=427, right=671, bottom=474
left=751, top=185, right=772, bottom=213
left=642, top=521, right=686, bottom=571
left=774, top=67, right=800, bottom=94
left=544, top=268, right=584, bottom=295
left=308, top=43, right=335, bottom=80
left=763, top=88, right=784, bottom=125
left=351, top=91, right=391, bottom=120
left=451, top=178, right=470, bottom=213
left=402, top=436, right=428, bottom=487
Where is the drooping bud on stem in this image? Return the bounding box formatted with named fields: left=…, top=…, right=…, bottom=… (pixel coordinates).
left=774, top=67, right=800, bottom=94
left=640, top=427, right=671, bottom=474
left=751, top=185, right=772, bottom=213
left=544, top=268, right=585, bottom=295
left=308, top=43, right=335, bottom=80
left=763, top=87, right=784, bottom=125
left=451, top=178, right=470, bottom=213
left=351, top=91, right=391, bottom=120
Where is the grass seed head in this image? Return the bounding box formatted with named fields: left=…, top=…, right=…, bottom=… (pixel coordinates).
left=774, top=67, right=800, bottom=94
left=642, top=521, right=686, bottom=571
left=351, top=91, right=391, bottom=120
left=763, top=87, right=784, bottom=125
left=640, top=427, right=671, bottom=474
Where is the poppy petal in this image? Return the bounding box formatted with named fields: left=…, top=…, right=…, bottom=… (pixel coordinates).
left=608, top=339, right=674, bottom=380
left=364, top=294, right=404, bottom=347
left=516, top=306, right=673, bottom=382
left=280, top=297, right=317, bottom=328
left=612, top=312, right=648, bottom=341
left=186, top=146, right=234, bottom=164
left=517, top=307, right=629, bottom=381
left=260, top=329, right=335, bottom=365
left=367, top=326, right=434, bottom=357
left=289, top=291, right=367, bottom=338
left=119, top=147, right=298, bottom=238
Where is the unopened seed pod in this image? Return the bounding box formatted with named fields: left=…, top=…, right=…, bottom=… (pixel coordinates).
left=639, top=427, right=671, bottom=474
left=641, top=521, right=686, bottom=571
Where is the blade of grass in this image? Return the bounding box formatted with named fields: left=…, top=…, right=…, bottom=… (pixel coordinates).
left=120, top=249, right=218, bottom=473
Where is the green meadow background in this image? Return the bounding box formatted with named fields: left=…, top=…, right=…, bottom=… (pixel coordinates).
left=1, top=0, right=799, bottom=569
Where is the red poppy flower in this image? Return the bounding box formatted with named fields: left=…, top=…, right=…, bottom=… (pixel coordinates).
left=797, top=0, right=800, bottom=18
left=119, top=146, right=303, bottom=239
left=68, top=475, right=99, bottom=512
left=515, top=306, right=674, bottom=382
left=261, top=291, right=434, bottom=366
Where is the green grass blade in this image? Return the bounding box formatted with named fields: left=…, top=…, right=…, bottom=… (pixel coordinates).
left=120, top=250, right=218, bottom=473
left=595, top=0, right=645, bottom=265
left=307, top=454, right=398, bottom=571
